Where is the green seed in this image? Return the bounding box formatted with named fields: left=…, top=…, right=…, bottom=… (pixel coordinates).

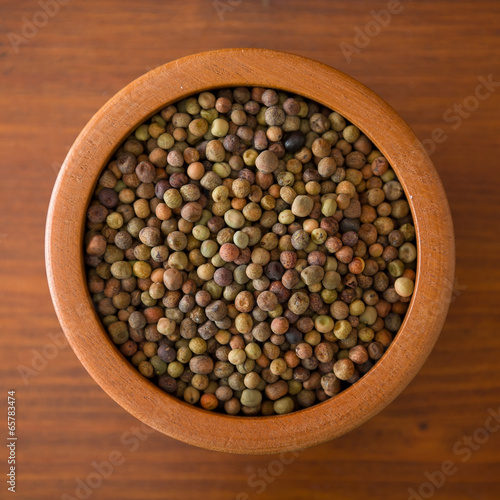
left=245, top=343, right=262, bottom=360
left=150, top=355, right=167, bottom=375
left=399, top=242, right=417, bottom=263
left=359, top=306, right=377, bottom=325
left=168, top=361, right=184, bottom=378
left=388, top=259, right=405, bottom=277
left=135, top=124, right=150, bottom=141
left=224, top=209, right=245, bottom=229
left=212, top=162, right=231, bottom=178
left=273, top=396, right=294, bottom=414
left=278, top=209, right=295, bottom=225
left=200, top=108, right=218, bottom=124
left=106, top=212, right=123, bottom=229
left=395, top=277, right=415, bottom=297
left=333, top=320, right=352, bottom=340
left=157, top=133, right=175, bottom=150
left=233, top=231, right=249, bottom=249
left=343, top=125, right=360, bottom=143
left=288, top=380, right=302, bottom=396
left=108, top=321, right=129, bottom=345
left=110, top=261, right=132, bottom=279
left=240, top=389, right=262, bottom=407
left=211, top=118, right=229, bottom=137
left=163, top=189, right=182, bottom=209
left=321, top=198, right=337, bottom=217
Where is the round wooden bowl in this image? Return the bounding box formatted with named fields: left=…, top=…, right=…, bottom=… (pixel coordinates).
left=46, top=48, right=455, bottom=454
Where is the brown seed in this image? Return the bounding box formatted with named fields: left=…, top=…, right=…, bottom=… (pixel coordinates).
left=371, top=156, right=389, bottom=176
left=280, top=251, right=298, bottom=269
left=235, top=291, right=255, bottom=313
left=265, top=106, right=286, bottom=126
left=314, top=342, right=335, bottom=363
left=189, top=355, right=214, bottom=375
left=163, top=268, right=183, bottom=291
left=269, top=281, right=291, bottom=303
left=135, top=161, right=156, bottom=183
left=86, top=235, right=107, bottom=256
left=261, top=89, right=279, bottom=106
left=205, top=300, right=228, bottom=321
left=98, top=188, right=119, bottom=208
left=257, top=291, right=278, bottom=312
left=291, top=195, right=314, bottom=217
left=270, top=317, right=289, bottom=335
left=219, top=243, right=240, bottom=262
left=336, top=246, right=354, bottom=264
left=288, top=291, right=309, bottom=315
left=117, top=153, right=137, bottom=174
left=333, top=359, right=355, bottom=380
left=255, top=150, right=279, bottom=173
left=265, top=380, right=289, bottom=401
left=180, top=202, right=203, bottom=222
left=213, top=267, right=233, bottom=287
left=349, top=345, right=369, bottom=364
left=282, top=269, right=300, bottom=290
left=295, top=343, right=313, bottom=360
left=232, top=178, right=252, bottom=198
left=143, top=306, right=164, bottom=324
left=291, top=230, right=310, bottom=250
left=321, top=373, right=341, bottom=396
left=139, top=227, right=161, bottom=247
left=301, top=265, right=325, bottom=286
left=87, top=203, right=108, bottom=224
left=368, top=341, right=385, bottom=360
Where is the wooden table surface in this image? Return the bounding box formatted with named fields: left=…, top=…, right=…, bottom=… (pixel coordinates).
left=1, top=1, right=499, bottom=499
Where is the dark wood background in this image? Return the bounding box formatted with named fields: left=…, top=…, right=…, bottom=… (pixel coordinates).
left=1, top=1, right=499, bottom=499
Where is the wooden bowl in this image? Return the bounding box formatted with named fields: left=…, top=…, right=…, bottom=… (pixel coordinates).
left=46, top=48, right=455, bottom=454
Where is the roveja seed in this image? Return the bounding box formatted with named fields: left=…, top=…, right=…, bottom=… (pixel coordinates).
left=85, top=86, right=417, bottom=416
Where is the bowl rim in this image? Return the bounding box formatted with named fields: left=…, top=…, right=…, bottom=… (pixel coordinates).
left=45, top=48, right=455, bottom=454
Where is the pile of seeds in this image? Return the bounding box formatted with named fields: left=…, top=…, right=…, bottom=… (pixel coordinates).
left=85, top=87, right=417, bottom=416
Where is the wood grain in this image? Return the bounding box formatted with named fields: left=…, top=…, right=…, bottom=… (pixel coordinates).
left=1, top=0, right=499, bottom=497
